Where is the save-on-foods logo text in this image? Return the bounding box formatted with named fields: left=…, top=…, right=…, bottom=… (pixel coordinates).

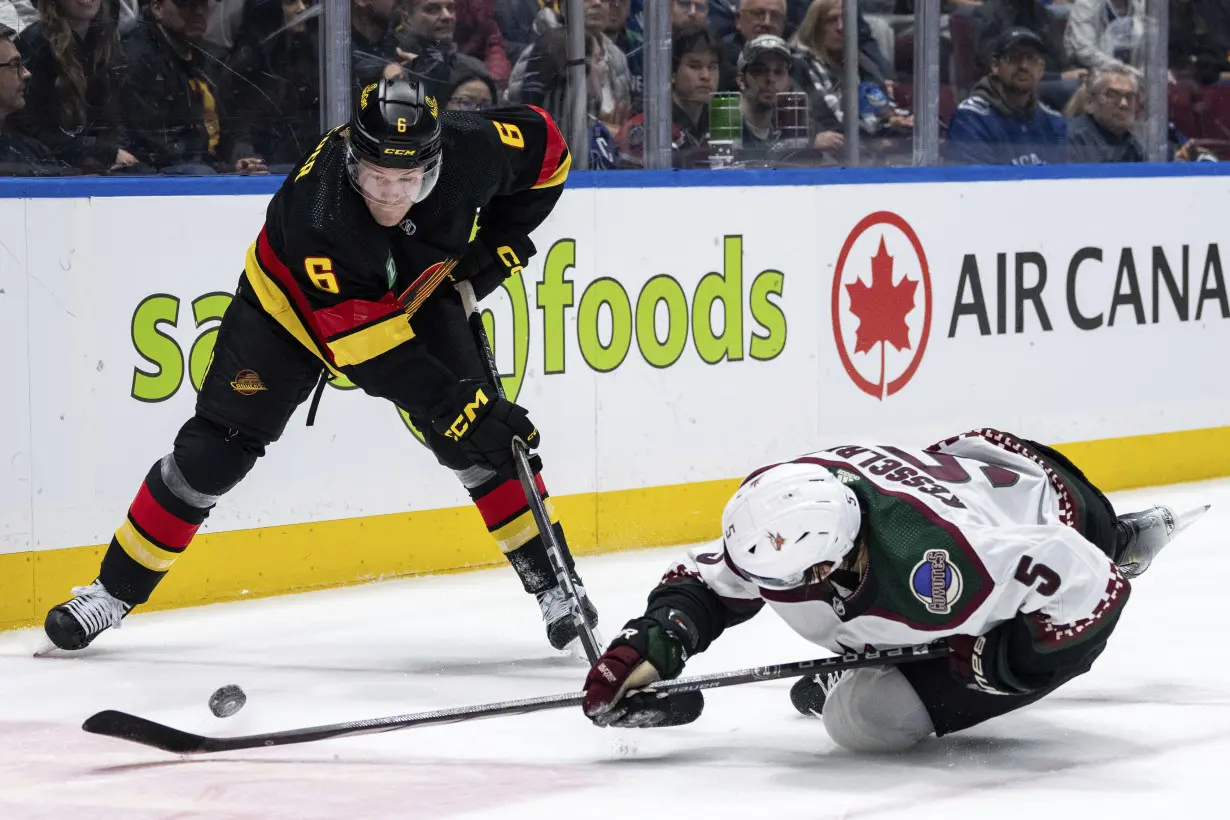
left=129, top=237, right=789, bottom=433
left=832, top=211, right=932, bottom=400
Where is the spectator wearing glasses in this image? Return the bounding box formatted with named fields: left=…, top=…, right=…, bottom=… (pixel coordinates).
left=123, top=0, right=267, bottom=173
left=13, top=0, right=137, bottom=171
left=1065, top=63, right=1143, bottom=162
left=444, top=61, right=496, bottom=110
left=0, top=21, right=69, bottom=173
left=451, top=0, right=511, bottom=86
left=737, top=33, right=790, bottom=150
left=222, top=0, right=319, bottom=172
left=945, top=27, right=1066, bottom=165
left=617, top=24, right=718, bottom=167
left=719, top=0, right=786, bottom=92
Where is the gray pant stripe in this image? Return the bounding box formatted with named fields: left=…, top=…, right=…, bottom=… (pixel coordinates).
left=160, top=454, right=220, bottom=509
left=454, top=464, right=497, bottom=489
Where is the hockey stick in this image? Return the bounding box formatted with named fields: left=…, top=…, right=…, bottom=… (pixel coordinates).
left=455, top=280, right=602, bottom=665
left=81, top=641, right=948, bottom=754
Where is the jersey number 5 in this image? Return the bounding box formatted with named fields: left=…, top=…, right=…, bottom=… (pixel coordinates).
left=1014, top=556, right=1061, bottom=596
left=305, top=257, right=339, bottom=294
left=493, top=121, right=525, bottom=149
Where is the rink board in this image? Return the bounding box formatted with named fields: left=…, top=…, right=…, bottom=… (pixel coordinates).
left=3, top=167, right=1230, bottom=630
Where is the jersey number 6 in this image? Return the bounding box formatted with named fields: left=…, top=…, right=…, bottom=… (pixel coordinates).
left=305, top=257, right=340, bottom=294
left=493, top=122, right=525, bottom=149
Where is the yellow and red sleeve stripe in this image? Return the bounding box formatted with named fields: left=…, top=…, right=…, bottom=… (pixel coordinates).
left=527, top=105, right=571, bottom=190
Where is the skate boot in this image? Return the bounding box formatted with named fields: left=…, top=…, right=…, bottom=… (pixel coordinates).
left=537, top=578, right=599, bottom=651
left=43, top=580, right=132, bottom=651
left=1114, top=505, right=1210, bottom=579
left=790, top=671, right=846, bottom=718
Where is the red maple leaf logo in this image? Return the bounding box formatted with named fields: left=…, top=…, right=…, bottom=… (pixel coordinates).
left=845, top=236, right=917, bottom=397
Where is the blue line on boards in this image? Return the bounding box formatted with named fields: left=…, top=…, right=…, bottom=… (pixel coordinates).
left=0, top=162, right=1226, bottom=199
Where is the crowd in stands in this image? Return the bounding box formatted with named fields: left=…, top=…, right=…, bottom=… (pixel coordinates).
left=0, top=0, right=1226, bottom=175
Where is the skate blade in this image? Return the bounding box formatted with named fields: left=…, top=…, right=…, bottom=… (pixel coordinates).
left=562, top=628, right=605, bottom=666
left=33, top=638, right=60, bottom=658
left=1174, top=505, right=1211, bottom=536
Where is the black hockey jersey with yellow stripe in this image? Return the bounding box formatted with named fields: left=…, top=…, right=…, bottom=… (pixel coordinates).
left=239, top=104, right=569, bottom=413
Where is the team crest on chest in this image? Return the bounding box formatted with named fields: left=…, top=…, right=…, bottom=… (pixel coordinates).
left=910, top=549, right=963, bottom=614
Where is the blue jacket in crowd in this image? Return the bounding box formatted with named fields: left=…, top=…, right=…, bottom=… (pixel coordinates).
left=944, top=76, right=1066, bottom=166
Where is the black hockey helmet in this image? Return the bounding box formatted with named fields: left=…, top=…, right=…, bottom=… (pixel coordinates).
left=346, top=75, right=443, bottom=205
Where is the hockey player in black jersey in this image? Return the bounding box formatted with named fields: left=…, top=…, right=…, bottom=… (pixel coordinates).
left=43, top=76, right=598, bottom=655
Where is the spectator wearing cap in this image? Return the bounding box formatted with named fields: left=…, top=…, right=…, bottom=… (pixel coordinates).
left=452, top=0, right=511, bottom=85
left=1065, top=62, right=1143, bottom=162
left=718, top=0, right=785, bottom=92
left=13, top=0, right=138, bottom=172
left=0, top=21, right=69, bottom=173
left=737, top=33, right=790, bottom=149
left=616, top=24, right=717, bottom=167
left=221, top=0, right=319, bottom=173
left=945, top=26, right=1066, bottom=165
left=790, top=0, right=909, bottom=159
left=122, top=0, right=267, bottom=173
left=445, top=60, right=496, bottom=110
left=973, top=0, right=1086, bottom=109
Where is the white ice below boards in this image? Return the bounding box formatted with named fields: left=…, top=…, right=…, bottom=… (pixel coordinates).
left=1, top=479, right=1227, bottom=819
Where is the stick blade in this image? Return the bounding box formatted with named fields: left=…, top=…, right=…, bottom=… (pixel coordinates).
left=83, top=710, right=211, bottom=754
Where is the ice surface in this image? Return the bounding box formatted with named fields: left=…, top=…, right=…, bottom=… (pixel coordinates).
left=1, top=479, right=1227, bottom=819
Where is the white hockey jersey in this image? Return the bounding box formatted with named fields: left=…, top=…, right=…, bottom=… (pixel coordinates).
left=659, top=430, right=1130, bottom=658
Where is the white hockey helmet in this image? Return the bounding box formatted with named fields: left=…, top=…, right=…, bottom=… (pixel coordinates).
left=721, top=462, right=863, bottom=590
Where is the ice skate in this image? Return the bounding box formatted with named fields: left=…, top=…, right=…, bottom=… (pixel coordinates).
left=41, top=580, right=132, bottom=653
left=1115, top=505, right=1210, bottom=578
left=789, top=671, right=846, bottom=718
left=537, top=579, right=599, bottom=652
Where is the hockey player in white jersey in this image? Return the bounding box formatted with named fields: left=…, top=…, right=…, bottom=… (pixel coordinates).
left=581, top=429, right=1207, bottom=750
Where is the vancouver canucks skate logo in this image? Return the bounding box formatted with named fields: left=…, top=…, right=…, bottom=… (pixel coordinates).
left=910, top=549, right=963, bottom=615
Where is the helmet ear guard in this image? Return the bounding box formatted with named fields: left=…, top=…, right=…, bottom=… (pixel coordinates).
left=721, top=463, right=863, bottom=591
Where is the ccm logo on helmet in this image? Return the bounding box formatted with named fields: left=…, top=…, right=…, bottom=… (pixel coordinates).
left=383, top=148, right=418, bottom=156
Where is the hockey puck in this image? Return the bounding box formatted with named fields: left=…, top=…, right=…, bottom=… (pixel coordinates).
left=208, top=684, right=247, bottom=718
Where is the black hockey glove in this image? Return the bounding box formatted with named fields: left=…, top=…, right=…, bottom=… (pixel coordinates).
left=451, top=236, right=535, bottom=301
left=948, top=623, right=1032, bottom=696
left=582, top=616, right=702, bottom=728
left=430, top=380, right=538, bottom=480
